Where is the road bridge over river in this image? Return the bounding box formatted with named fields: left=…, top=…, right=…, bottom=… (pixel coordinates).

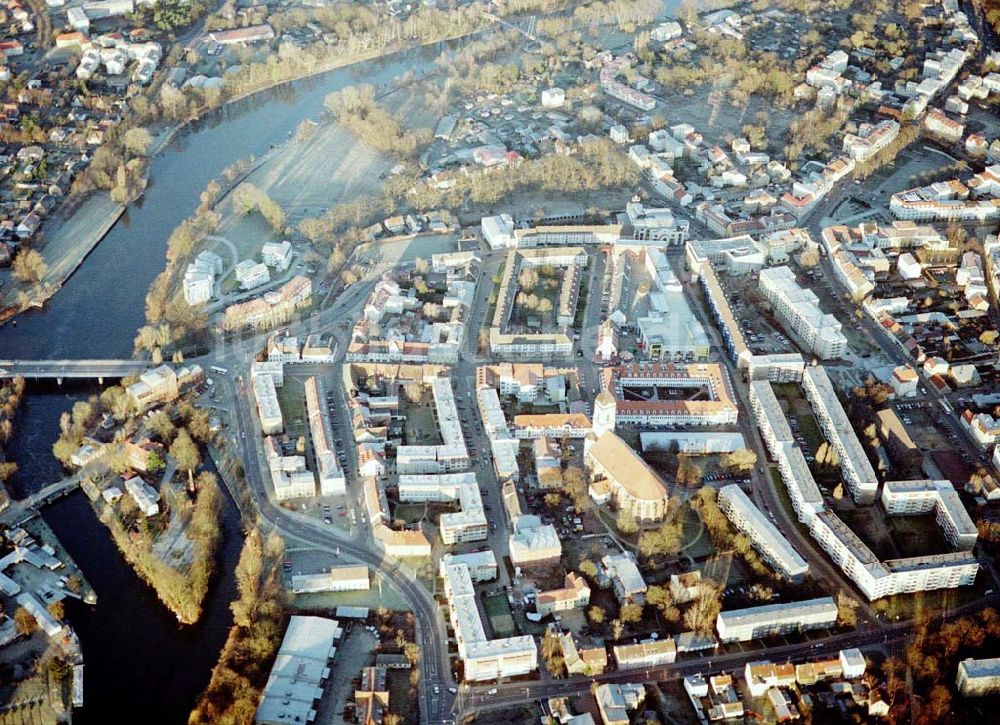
left=0, top=360, right=149, bottom=382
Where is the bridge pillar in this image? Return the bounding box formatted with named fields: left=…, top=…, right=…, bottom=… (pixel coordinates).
left=98, top=377, right=104, bottom=385
left=56, top=377, right=63, bottom=385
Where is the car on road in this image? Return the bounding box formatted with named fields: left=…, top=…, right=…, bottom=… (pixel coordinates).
left=448, top=686, right=457, bottom=694
left=487, top=688, right=498, bottom=695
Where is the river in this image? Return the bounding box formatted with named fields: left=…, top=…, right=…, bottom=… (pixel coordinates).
left=0, top=43, right=451, bottom=723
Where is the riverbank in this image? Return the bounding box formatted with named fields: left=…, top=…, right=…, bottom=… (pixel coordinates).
left=0, top=19, right=498, bottom=327
left=188, top=526, right=286, bottom=725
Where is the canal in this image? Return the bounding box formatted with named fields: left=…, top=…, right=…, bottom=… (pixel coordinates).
left=0, top=43, right=449, bottom=723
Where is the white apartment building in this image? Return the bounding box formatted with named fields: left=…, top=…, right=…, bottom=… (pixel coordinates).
left=601, top=553, right=647, bottom=604
left=957, top=658, right=1000, bottom=696
left=251, top=360, right=284, bottom=388
left=265, top=437, right=316, bottom=501
left=749, top=380, right=980, bottom=601
left=396, top=378, right=469, bottom=474
left=749, top=380, right=826, bottom=522
left=442, top=561, right=538, bottom=681
left=809, top=510, right=979, bottom=600
left=183, top=267, right=214, bottom=305
left=476, top=387, right=520, bottom=482
left=234, top=259, right=271, bottom=290
left=881, top=479, right=978, bottom=550
left=625, top=200, right=690, bottom=245
left=489, top=329, right=573, bottom=359
left=758, top=266, right=848, bottom=359
left=481, top=213, right=515, bottom=249
left=254, top=373, right=283, bottom=435
left=715, top=597, right=837, bottom=643
left=398, top=472, right=487, bottom=544
left=261, top=240, right=293, bottom=271
left=802, top=367, right=878, bottom=503
left=440, top=551, right=498, bottom=583
left=746, top=354, right=805, bottom=383
left=305, top=377, right=345, bottom=496
left=124, top=476, right=160, bottom=517
left=718, top=484, right=809, bottom=580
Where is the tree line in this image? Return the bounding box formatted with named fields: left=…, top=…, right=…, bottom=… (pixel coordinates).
left=189, top=527, right=287, bottom=725
left=324, top=86, right=432, bottom=159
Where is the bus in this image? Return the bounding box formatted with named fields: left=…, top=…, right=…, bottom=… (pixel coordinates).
left=210, top=365, right=229, bottom=376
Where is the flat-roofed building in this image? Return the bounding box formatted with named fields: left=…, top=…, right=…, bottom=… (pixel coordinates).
left=625, top=200, right=690, bottom=245
left=441, top=550, right=498, bottom=582
left=442, top=561, right=538, bottom=680
left=396, top=377, right=469, bottom=474
left=803, top=366, right=877, bottom=503
left=697, top=265, right=751, bottom=368
left=586, top=431, right=669, bottom=523
left=398, top=472, right=486, bottom=544
left=686, top=235, right=767, bottom=279
left=759, top=266, right=847, bottom=359
left=750, top=380, right=794, bottom=455
left=810, top=509, right=979, bottom=599
left=292, top=565, right=370, bottom=593
left=261, top=240, right=293, bottom=271
left=305, top=377, right=345, bottom=496
left=715, top=597, right=837, bottom=643
left=957, top=657, right=1000, bottom=696
left=674, top=631, right=718, bottom=653
left=718, top=484, right=809, bottom=579
left=748, top=380, right=824, bottom=525
left=881, top=479, right=977, bottom=549
left=254, top=373, right=284, bottom=435
left=639, top=431, right=746, bottom=455
left=255, top=616, right=341, bottom=725
left=747, top=353, right=806, bottom=383
left=476, top=386, right=520, bottom=482
left=489, top=329, right=573, bottom=359
left=235, top=259, right=271, bottom=290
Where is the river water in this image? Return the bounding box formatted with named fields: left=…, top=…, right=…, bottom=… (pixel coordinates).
left=0, top=44, right=447, bottom=723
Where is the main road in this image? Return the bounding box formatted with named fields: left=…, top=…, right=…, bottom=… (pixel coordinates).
left=225, top=368, right=458, bottom=723
left=209, top=262, right=464, bottom=723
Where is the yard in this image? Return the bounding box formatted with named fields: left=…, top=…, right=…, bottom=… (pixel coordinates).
left=401, top=394, right=442, bottom=447
left=482, top=592, right=516, bottom=638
